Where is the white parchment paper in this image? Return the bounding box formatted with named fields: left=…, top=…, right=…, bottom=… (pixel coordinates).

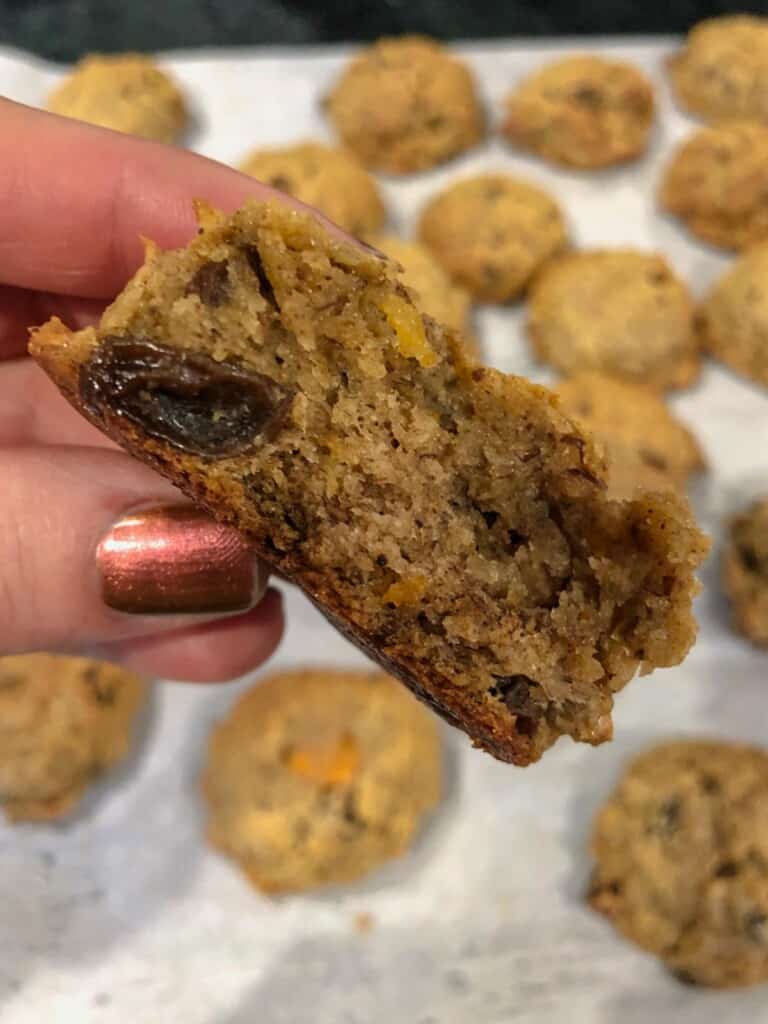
left=0, top=38, right=767, bottom=1024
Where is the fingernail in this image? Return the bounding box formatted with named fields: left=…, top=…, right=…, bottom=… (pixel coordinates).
left=97, top=504, right=267, bottom=615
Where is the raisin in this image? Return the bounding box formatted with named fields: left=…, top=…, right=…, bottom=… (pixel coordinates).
left=482, top=510, right=499, bottom=528
left=185, top=260, right=230, bottom=307
left=245, top=246, right=279, bottom=309
left=81, top=337, right=292, bottom=457
left=714, top=861, right=739, bottom=878
left=740, top=545, right=760, bottom=573
left=491, top=674, right=542, bottom=721
left=651, top=797, right=682, bottom=836
left=573, top=85, right=602, bottom=108
left=268, top=174, right=292, bottom=192
left=671, top=969, right=699, bottom=987
left=639, top=449, right=668, bottom=472
left=745, top=911, right=768, bottom=945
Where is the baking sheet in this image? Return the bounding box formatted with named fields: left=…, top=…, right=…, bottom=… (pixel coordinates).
left=1, top=37, right=768, bottom=1024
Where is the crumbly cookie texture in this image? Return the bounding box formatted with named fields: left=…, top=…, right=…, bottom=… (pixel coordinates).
left=556, top=373, right=706, bottom=500
left=590, top=739, right=768, bottom=988
left=669, top=15, right=768, bottom=122
left=46, top=53, right=187, bottom=143
left=202, top=669, right=442, bottom=892
left=374, top=236, right=476, bottom=353
left=502, top=55, right=655, bottom=169
left=239, top=142, right=385, bottom=238
left=418, top=174, right=568, bottom=303
left=527, top=250, right=699, bottom=390
left=325, top=35, right=484, bottom=174
left=723, top=497, right=768, bottom=648
left=659, top=120, right=768, bottom=250
left=696, top=243, right=768, bottom=389
left=31, top=199, right=707, bottom=766
left=0, top=654, right=146, bottom=822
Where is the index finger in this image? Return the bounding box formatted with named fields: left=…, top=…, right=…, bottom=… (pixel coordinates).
left=0, top=98, right=350, bottom=300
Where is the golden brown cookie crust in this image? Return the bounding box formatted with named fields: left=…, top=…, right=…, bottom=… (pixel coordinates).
left=418, top=174, right=568, bottom=303
left=555, top=373, right=706, bottom=500
left=239, top=142, right=386, bottom=237
left=373, top=236, right=475, bottom=351
left=0, top=654, right=147, bottom=822
left=723, top=497, right=768, bottom=647
left=47, top=53, right=187, bottom=143
left=202, top=669, right=442, bottom=892
left=502, top=55, right=655, bottom=169
left=659, top=120, right=768, bottom=250
left=30, top=199, right=707, bottom=766
left=590, top=739, right=768, bottom=988
left=669, top=15, right=768, bottom=122
left=325, top=35, right=484, bottom=174
left=696, top=243, right=768, bottom=389
left=527, top=250, right=699, bottom=390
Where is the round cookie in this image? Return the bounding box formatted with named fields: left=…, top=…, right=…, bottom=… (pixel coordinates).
left=202, top=669, right=442, bottom=893
left=697, top=243, right=768, bottom=389
left=590, top=740, right=768, bottom=988
left=325, top=35, right=484, bottom=174
left=418, top=174, right=568, bottom=303
left=659, top=120, right=768, bottom=250
left=0, top=654, right=147, bottom=822
left=669, top=16, right=768, bottom=122
left=556, top=373, right=705, bottom=500
left=47, top=53, right=187, bottom=143
left=527, top=249, right=699, bottom=390
left=502, top=55, right=655, bottom=169
left=723, top=497, right=768, bottom=647
left=239, top=142, right=385, bottom=237
left=374, top=236, right=476, bottom=352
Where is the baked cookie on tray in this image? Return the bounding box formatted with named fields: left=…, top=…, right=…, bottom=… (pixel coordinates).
left=659, top=120, right=768, bottom=250
left=239, top=142, right=385, bottom=238
left=723, top=496, right=768, bottom=648
left=527, top=249, right=699, bottom=390
left=502, top=55, right=655, bottom=169
left=202, top=669, right=442, bottom=893
left=418, top=173, right=568, bottom=303
left=590, top=739, right=768, bottom=988
left=696, top=243, right=768, bottom=390
left=324, top=35, right=484, bottom=174
left=0, top=654, right=147, bottom=822
left=30, top=198, right=708, bottom=766
left=47, top=53, right=187, bottom=143
left=555, top=373, right=706, bottom=500
left=669, top=15, right=768, bottom=122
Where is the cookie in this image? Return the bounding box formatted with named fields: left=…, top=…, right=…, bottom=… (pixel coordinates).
left=202, top=669, right=442, bottom=892
left=30, top=199, right=707, bottom=766
left=239, top=142, right=385, bottom=237
left=527, top=249, right=699, bottom=390
left=723, top=497, right=768, bottom=647
left=46, top=53, right=187, bottom=143
left=418, top=174, right=568, bottom=303
left=669, top=15, right=768, bottom=122
left=555, top=373, right=706, bottom=500
left=659, top=120, right=768, bottom=250
left=374, top=236, right=476, bottom=352
left=502, top=55, right=655, bottom=169
left=0, top=654, right=146, bottom=822
left=325, top=35, right=484, bottom=174
left=696, top=243, right=768, bottom=389
left=590, top=739, right=768, bottom=988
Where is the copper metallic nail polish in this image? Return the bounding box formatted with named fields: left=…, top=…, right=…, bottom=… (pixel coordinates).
left=97, top=504, right=265, bottom=615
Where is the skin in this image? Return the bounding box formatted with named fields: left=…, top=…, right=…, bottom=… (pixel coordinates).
left=0, top=98, right=357, bottom=681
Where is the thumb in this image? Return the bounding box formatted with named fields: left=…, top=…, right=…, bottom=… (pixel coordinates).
left=1, top=445, right=281, bottom=679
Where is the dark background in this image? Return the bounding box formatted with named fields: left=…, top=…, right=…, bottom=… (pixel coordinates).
left=0, top=0, right=766, bottom=62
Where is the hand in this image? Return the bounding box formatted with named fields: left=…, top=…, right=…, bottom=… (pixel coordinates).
left=0, top=98, right=308, bottom=681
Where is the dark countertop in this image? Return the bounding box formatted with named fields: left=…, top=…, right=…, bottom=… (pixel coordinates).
left=0, top=0, right=761, bottom=63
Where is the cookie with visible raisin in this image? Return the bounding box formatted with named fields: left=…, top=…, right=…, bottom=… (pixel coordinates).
left=418, top=174, right=568, bottom=303
left=590, top=739, right=768, bottom=988
left=30, top=198, right=707, bottom=766
left=202, top=668, right=442, bottom=893
left=325, top=35, right=484, bottom=174
left=502, top=55, right=654, bottom=169
left=0, top=654, right=147, bottom=822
